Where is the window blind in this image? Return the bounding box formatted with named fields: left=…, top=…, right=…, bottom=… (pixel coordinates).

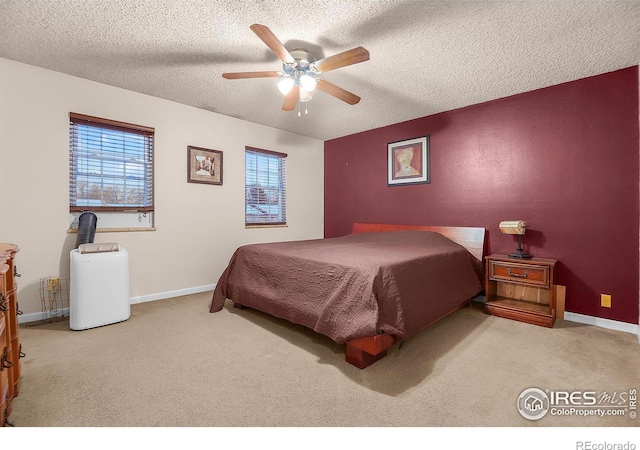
left=245, top=146, right=287, bottom=225
left=69, top=113, right=154, bottom=213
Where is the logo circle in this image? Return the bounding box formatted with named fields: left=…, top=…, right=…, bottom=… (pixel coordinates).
left=517, top=388, right=550, bottom=421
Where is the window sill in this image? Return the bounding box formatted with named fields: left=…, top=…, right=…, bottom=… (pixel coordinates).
left=245, top=224, right=288, bottom=229
left=67, top=227, right=156, bottom=233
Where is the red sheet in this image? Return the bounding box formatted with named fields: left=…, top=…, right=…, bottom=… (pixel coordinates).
left=210, top=230, right=483, bottom=344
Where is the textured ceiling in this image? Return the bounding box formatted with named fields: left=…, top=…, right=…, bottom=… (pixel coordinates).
left=0, top=0, right=638, bottom=141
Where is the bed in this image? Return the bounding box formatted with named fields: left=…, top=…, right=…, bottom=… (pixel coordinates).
left=210, top=223, right=485, bottom=368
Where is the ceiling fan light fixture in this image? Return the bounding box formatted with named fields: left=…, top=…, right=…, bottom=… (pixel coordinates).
left=299, top=88, right=312, bottom=103
left=300, top=74, right=317, bottom=92
left=277, top=77, right=294, bottom=95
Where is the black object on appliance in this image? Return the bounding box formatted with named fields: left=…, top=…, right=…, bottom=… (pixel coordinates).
left=75, top=212, right=98, bottom=248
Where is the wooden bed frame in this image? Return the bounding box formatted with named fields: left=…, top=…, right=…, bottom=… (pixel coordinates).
left=344, top=223, right=486, bottom=369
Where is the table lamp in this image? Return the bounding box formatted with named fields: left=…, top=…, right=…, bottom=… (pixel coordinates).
left=499, top=220, right=532, bottom=259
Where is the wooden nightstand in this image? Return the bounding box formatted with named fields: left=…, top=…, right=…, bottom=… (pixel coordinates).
left=484, top=254, right=558, bottom=327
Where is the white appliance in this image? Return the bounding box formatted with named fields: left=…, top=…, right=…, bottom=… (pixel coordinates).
left=70, top=243, right=130, bottom=330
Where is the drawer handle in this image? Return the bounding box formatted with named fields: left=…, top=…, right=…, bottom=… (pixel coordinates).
left=0, top=348, right=13, bottom=370
left=507, top=269, right=529, bottom=278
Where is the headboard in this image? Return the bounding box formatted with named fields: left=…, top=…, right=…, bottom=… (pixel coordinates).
left=352, top=223, right=486, bottom=262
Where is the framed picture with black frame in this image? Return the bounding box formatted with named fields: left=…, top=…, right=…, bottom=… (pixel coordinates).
left=387, top=136, right=430, bottom=186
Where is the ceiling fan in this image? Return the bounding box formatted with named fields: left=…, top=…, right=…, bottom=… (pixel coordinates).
left=222, top=24, right=370, bottom=114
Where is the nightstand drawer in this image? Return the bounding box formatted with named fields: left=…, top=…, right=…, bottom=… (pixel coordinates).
left=488, top=260, right=550, bottom=288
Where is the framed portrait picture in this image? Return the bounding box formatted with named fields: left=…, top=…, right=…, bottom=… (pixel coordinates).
left=187, top=146, right=223, bottom=185
left=387, top=136, right=430, bottom=186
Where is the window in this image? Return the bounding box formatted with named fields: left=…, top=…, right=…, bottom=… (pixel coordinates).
left=69, top=113, right=154, bottom=230
left=245, top=146, right=287, bottom=226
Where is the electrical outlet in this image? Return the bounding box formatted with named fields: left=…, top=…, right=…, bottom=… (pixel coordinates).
left=600, top=294, right=612, bottom=308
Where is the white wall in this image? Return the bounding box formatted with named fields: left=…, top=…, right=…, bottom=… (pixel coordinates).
left=0, top=58, right=325, bottom=316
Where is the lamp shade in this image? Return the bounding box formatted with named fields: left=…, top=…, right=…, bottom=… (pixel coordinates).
left=300, top=74, right=317, bottom=92
left=299, top=88, right=312, bottom=103
left=277, top=77, right=294, bottom=95
left=499, top=220, right=527, bottom=235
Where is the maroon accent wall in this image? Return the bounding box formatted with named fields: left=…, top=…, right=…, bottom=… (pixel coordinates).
left=325, top=66, right=639, bottom=324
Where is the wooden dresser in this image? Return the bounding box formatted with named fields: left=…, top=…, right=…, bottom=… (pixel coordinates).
left=0, top=243, right=21, bottom=427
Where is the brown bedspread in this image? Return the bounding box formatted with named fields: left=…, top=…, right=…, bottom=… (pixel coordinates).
left=210, top=230, right=483, bottom=344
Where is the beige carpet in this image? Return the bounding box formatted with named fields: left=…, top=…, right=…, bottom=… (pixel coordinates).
left=7, top=292, right=640, bottom=429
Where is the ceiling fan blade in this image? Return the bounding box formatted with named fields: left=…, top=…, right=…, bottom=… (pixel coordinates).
left=313, top=47, right=370, bottom=73
left=250, top=24, right=295, bottom=65
left=222, top=71, right=280, bottom=79
left=282, top=86, right=299, bottom=111
left=316, top=80, right=361, bottom=105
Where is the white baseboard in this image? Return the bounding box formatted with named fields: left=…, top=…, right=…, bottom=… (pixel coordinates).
left=128, top=284, right=215, bottom=305
left=18, top=284, right=215, bottom=324
left=475, top=295, right=638, bottom=342
left=564, top=311, right=639, bottom=337
left=18, top=308, right=71, bottom=324
left=19, top=286, right=639, bottom=344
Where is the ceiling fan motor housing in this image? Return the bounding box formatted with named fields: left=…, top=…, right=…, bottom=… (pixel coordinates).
left=283, top=48, right=318, bottom=75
